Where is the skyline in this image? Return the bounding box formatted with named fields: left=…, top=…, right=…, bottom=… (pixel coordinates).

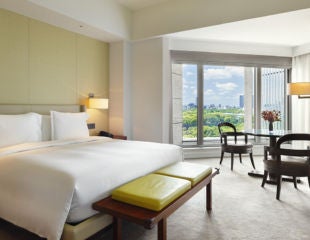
left=182, top=65, right=245, bottom=106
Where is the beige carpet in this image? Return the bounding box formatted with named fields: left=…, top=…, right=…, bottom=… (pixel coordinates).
left=1, top=157, right=310, bottom=240
left=92, top=157, right=310, bottom=240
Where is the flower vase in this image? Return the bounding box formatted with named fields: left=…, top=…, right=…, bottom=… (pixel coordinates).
left=268, top=121, right=273, bottom=131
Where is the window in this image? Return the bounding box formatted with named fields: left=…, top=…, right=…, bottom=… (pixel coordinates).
left=260, top=68, right=287, bottom=130
left=171, top=51, right=291, bottom=147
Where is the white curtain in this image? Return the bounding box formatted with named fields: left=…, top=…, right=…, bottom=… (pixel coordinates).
left=291, top=53, right=310, bottom=134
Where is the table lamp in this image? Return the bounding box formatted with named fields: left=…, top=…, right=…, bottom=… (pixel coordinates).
left=88, top=93, right=109, bottom=109
left=287, top=82, right=310, bottom=98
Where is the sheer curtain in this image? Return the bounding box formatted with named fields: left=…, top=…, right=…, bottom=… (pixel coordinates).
left=291, top=53, right=310, bottom=133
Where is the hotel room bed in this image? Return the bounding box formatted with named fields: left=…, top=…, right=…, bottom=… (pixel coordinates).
left=0, top=105, right=183, bottom=240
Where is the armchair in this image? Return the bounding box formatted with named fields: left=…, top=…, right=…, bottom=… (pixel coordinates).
left=218, top=122, right=255, bottom=171
left=262, top=133, right=310, bottom=200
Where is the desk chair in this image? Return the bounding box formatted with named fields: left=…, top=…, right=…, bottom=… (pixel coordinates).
left=262, top=133, right=310, bottom=200
left=218, top=122, right=255, bottom=171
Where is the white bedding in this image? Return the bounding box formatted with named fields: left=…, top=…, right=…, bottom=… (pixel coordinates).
left=0, top=137, right=183, bottom=240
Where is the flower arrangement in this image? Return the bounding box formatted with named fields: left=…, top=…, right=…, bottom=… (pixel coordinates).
left=261, top=110, right=281, bottom=123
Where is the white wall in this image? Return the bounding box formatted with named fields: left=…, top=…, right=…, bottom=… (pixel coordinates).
left=293, top=43, right=310, bottom=57
left=131, top=38, right=165, bottom=142
left=162, top=38, right=171, bottom=143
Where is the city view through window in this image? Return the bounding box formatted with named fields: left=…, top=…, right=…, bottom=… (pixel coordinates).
left=182, top=65, right=245, bottom=141
left=181, top=64, right=286, bottom=143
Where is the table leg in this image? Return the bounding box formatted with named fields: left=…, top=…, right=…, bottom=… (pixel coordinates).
left=158, top=218, right=167, bottom=240
left=113, top=217, right=122, bottom=240
left=206, top=181, right=212, bottom=211
left=269, top=136, right=277, bottom=150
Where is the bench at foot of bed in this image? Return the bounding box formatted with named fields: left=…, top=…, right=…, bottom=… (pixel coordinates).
left=92, top=162, right=219, bottom=240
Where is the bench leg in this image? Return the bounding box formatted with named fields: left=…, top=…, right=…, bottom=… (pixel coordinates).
left=158, top=218, right=167, bottom=240
left=206, top=180, right=212, bottom=211
left=113, top=217, right=122, bottom=240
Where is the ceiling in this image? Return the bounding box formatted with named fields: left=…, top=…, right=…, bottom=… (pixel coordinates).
left=1, top=0, right=310, bottom=47
left=116, top=0, right=170, bottom=10
left=169, top=8, right=310, bottom=47
left=115, top=1, right=310, bottom=47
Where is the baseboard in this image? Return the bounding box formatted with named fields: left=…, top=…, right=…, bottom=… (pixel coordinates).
left=184, top=145, right=264, bottom=159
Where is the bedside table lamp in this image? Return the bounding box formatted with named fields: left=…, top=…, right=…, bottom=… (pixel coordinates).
left=88, top=93, right=109, bottom=109
left=287, top=82, right=310, bottom=98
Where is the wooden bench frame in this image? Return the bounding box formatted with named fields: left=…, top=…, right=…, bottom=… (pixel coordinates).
left=93, top=168, right=219, bottom=240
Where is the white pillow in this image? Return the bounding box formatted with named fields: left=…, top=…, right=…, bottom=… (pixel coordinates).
left=41, top=115, right=51, bottom=141
left=50, top=111, right=89, bottom=140
left=0, top=112, right=42, bottom=147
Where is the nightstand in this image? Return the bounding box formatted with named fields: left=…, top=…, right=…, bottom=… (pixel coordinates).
left=112, top=135, right=127, bottom=140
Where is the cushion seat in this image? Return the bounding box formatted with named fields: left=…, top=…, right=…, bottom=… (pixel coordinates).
left=112, top=174, right=191, bottom=211
left=155, top=162, right=212, bottom=186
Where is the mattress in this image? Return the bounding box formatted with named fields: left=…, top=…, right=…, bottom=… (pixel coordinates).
left=0, top=137, right=183, bottom=240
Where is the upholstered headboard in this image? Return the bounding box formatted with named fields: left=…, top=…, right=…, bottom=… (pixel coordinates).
left=0, top=104, right=84, bottom=115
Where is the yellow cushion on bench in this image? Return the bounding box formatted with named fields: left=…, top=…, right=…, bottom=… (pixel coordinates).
left=155, top=162, right=212, bottom=186
left=112, top=174, right=191, bottom=211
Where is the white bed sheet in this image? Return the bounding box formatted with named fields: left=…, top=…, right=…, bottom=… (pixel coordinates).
left=0, top=137, right=183, bottom=240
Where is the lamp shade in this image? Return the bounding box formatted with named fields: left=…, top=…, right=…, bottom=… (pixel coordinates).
left=89, top=98, right=109, bottom=109
left=287, top=82, right=310, bottom=96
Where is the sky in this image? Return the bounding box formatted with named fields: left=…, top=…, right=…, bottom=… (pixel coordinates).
left=182, top=65, right=245, bottom=107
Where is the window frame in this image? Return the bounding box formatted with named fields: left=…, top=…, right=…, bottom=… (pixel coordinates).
left=171, top=51, right=292, bottom=147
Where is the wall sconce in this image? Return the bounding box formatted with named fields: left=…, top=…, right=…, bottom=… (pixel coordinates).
left=88, top=93, right=109, bottom=109
left=287, top=82, right=310, bottom=99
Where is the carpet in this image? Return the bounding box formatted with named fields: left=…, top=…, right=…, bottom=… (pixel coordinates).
left=92, top=157, right=310, bottom=240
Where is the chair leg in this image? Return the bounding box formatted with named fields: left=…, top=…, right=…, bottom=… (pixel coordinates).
left=308, top=177, right=310, bottom=188
left=276, top=175, right=282, bottom=200
left=261, top=170, right=268, bottom=187
left=219, top=151, right=224, bottom=165
left=249, top=152, right=255, bottom=170
left=231, top=153, right=234, bottom=171
left=239, top=153, right=242, bottom=163
left=293, top=176, right=297, bottom=189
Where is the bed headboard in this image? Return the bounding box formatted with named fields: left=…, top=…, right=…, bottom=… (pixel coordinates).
left=0, top=104, right=85, bottom=115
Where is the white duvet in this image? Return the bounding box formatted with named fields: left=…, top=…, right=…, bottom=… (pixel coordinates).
left=0, top=137, right=183, bottom=240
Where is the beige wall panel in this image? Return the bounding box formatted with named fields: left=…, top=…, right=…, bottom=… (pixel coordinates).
left=77, top=35, right=109, bottom=132
left=0, top=9, right=110, bottom=132
left=77, top=35, right=109, bottom=99
left=0, top=10, right=29, bottom=103
left=29, top=20, right=77, bottom=104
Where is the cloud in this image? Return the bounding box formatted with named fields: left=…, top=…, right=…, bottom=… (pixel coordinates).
left=215, top=82, right=238, bottom=91
left=204, top=89, right=215, bottom=96
left=204, top=66, right=243, bottom=80
left=186, top=72, right=194, bottom=76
